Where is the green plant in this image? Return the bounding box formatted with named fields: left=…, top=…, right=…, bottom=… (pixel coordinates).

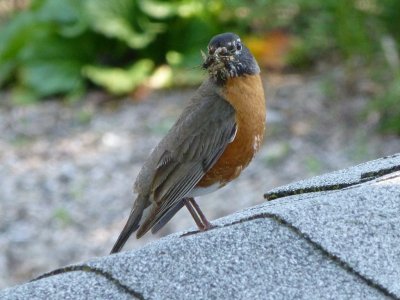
left=0, top=0, right=399, bottom=136
left=0, top=0, right=98, bottom=100
left=0, top=0, right=229, bottom=100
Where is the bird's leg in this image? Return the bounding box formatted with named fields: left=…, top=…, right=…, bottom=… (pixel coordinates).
left=184, top=197, right=213, bottom=230
left=188, top=198, right=213, bottom=230
left=184, top=198, right=204, bottom=230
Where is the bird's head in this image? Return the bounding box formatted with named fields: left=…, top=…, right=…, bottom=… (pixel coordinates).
left=202, top=32, right=260, bottom=83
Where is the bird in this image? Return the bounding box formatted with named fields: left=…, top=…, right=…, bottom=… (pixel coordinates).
left=110, top=32, right=266, bottom=253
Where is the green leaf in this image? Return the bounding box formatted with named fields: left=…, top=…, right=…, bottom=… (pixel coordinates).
left=83, top=59, right=154, bottom=94
left=0, top=60, right=16, bottom=85
left=0, top=12, right=39, bottom=87
left=0, top=12, right=37, bottom=62
left=85, top=0, right=163, bottom=49
left=137, top=0, right=177, bottom=18
left=19, top=60, right=84, bottom=97
left=18, top=30, right=94, bottom=63
left=33, top=0, right=89, bottom=37
left=0, top=0, right=90, bottom=90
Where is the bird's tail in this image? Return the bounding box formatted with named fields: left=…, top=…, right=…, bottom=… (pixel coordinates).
left=110, top=195, right=146, bottom=254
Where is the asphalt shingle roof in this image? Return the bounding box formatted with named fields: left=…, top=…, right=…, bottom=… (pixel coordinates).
left=1, top=153, right=400, bottom=300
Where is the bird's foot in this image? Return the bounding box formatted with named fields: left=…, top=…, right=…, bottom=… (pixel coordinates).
left=198, top=219, right=214, bottom=231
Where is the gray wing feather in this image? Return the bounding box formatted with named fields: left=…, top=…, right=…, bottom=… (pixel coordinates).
left=143, top=126, right=234, bottom=234
left=151, top=199, right=185, bottom=234
left=137, top=89, right=236, bottom=236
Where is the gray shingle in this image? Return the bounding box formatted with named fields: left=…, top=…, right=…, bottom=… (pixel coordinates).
left=1, top=154, right=399, bottom=300
left=265, top=153, right=400, bottom=200
left=0, top=270, right=135, bottom=300
left=265, top=175, right=400, bottom=297
left=84, top=217, right=388, bottom=300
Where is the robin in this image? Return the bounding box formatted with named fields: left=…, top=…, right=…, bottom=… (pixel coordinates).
left=110, top=32, right=266, bottom=253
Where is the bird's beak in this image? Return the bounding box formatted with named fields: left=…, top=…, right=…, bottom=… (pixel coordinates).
left=202, top=47, right=230, bottom=69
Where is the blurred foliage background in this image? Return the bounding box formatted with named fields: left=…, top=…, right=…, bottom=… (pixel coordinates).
left=0, top=0, right=399, bottom=133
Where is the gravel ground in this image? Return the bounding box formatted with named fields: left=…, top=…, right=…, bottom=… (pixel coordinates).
left=1, top=66, right=399, bottom=288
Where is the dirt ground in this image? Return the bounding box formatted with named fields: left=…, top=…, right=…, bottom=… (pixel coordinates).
left=1, top=66, right=399, bottom=288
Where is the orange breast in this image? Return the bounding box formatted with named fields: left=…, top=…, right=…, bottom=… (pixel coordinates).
left=197, top=74, right=266, bottom=187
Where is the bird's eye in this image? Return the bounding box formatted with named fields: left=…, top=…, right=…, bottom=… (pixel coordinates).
left=236, top=42, right=242, bottom=51
left=208, top=47, right=215, bottom=55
